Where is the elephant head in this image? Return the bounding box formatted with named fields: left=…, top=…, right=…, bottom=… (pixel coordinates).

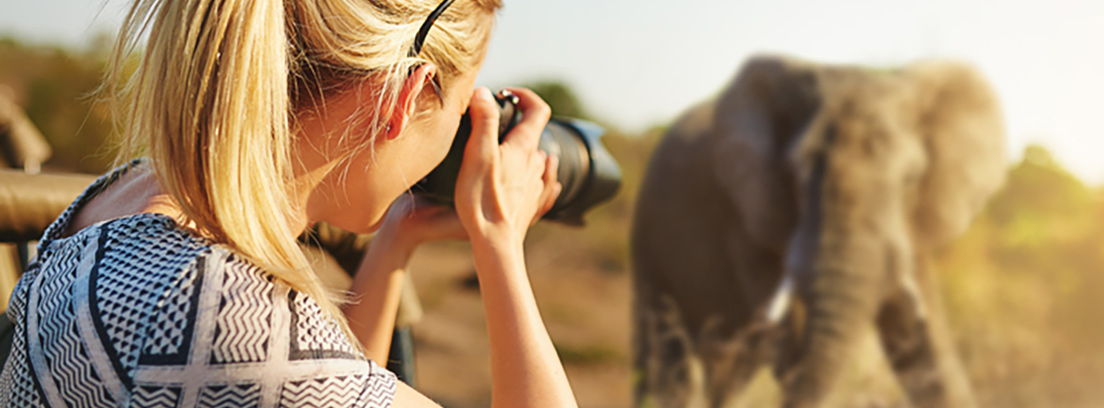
left=708, top=55, right=1005, bottom=405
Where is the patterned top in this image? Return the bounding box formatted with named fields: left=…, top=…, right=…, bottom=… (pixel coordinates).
left=0, top=162, right=397, bottom=407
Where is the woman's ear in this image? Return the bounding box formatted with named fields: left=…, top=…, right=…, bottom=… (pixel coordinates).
left=384, top=63, right=438, bottom=140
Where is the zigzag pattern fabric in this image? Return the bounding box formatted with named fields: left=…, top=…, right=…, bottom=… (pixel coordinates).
left=0, top=163, right=397, bottom=407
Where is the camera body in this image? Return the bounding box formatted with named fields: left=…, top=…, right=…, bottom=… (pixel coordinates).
left=416, top=90, right=621, bottom=226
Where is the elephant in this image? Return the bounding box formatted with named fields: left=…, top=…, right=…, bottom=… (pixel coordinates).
left=631, top=55, right=1005, bottom=408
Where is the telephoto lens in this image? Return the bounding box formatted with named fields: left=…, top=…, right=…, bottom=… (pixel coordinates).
left=415, top=89, right=621, bottom=226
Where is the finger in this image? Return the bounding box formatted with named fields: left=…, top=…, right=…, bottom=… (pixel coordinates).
left=542, top=153, right=560, bottom=186
left=543, top=182, right=563, bottom=216
left=533, top=154, right=561, bottom=220
left=501, top=87, right=550, bottom=152
left=464, top=87, right=501, bottom=167
left=446, top=222, right=471, bottom=241
left=432, top=208, right=470, bottom=241
left=531, top=151, right=553, bottom=195
left=531, top=150, right=548, bottom=179
left=533, top=182, right=562, bottom=225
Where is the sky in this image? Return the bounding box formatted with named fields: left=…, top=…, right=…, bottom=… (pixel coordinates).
left=3, top=0, right=1104, bottom=183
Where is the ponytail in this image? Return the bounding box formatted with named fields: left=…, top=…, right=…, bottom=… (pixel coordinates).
left=104, top=0, right=501, bottom=349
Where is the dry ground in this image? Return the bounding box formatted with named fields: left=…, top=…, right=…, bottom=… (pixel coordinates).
left=404, top=232, right=1104, bottom=408
left=406, top=227, right=633, bottom=408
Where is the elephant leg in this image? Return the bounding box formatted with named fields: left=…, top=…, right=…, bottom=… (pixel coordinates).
left=875, top=265, right=977, bottom=408
left=634, top=286, right=709, bottom=408
left=699, top=316, right=779, bottom=407
left=770, top=300, right=805, bottom=385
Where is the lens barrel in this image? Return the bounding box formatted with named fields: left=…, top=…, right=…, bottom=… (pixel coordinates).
left=415, top=90, right=621, bottom=226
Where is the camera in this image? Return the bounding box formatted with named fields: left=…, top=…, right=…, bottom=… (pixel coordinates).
left=415, top=89, right=621, bottom=226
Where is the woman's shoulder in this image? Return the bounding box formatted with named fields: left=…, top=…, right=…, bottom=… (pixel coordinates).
left=115, top=221, right=399, bottom=407
left=8, top=214, right=396, bottom=407
left=68, top=201, right=369, bottom=367
left=38, top=158, right=146, bottom=247
left=93, top=212, right=214, bottom=276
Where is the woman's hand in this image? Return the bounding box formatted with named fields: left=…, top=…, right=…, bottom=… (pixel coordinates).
left=431, top=87, right=578, bottom=408
left=375, top=193, right=467, bottom=252
left=454, top=87, right=562, bottom=250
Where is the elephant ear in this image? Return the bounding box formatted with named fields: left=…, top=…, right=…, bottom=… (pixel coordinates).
left=906, top=61, right=1006, bottom=247
left=710, top=55, right=822, bottom=250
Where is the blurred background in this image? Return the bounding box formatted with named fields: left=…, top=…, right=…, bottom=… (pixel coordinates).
left=2, top=0, right=1103, bottom=407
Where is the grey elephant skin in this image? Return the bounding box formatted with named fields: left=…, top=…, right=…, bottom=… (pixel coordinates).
left=631, top=55, right=1005, bottom=408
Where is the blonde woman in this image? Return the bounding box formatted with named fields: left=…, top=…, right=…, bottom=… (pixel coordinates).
left=0, top=0, right=578, bottom=406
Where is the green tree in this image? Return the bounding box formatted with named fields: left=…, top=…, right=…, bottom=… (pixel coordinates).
left=522, top=80, right=591, bottom=120
left=985, top=144, right=1095, bottom=255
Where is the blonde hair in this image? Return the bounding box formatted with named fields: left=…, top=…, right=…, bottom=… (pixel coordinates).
left=103, top=0, right=501, bottom=346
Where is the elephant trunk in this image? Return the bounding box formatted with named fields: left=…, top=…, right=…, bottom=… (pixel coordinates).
left=784, top=230, right=885, bottom=408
